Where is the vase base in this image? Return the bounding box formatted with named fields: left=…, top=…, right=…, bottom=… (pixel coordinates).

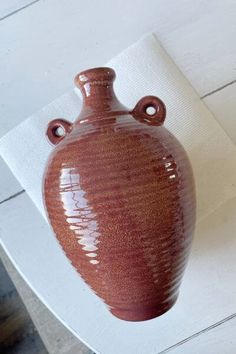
left=110, top=295, right=178, bottom=322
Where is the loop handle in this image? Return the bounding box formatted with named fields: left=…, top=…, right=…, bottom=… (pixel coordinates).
left=46, top=119, right=72, bottom=145
left=131, top=96, right=166, bottom=126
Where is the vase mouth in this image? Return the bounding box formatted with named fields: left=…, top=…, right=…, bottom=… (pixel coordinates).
left=74, top=67, right=116, bottom=87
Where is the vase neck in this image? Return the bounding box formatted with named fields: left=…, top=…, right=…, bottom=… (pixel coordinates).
left=74, top=67, right=127, bottom=120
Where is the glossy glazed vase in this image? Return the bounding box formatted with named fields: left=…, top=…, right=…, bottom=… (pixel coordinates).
left=43, top=67, right=196, bottom=321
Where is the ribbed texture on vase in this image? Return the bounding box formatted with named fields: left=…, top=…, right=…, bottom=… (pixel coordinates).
left=44, top=113, right=195, bottom=321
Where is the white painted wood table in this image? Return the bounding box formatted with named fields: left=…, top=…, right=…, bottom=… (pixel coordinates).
left=0, top=1, right=236, bottom=353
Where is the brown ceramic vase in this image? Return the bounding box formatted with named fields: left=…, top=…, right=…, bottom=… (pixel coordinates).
left=43, top=67, right=196, bottom=321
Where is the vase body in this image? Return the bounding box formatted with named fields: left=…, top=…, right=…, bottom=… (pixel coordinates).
left=43, top=67, right=195, bottom=321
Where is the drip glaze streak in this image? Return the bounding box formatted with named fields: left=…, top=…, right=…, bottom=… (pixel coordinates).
left=43, top=67, right=196, bottom=321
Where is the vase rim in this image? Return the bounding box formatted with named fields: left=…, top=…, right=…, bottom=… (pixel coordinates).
left=74, top=67, right=115, bottom=87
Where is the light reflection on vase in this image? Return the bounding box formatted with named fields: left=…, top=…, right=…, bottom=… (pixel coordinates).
left=60, top=168, right=100, bottom=265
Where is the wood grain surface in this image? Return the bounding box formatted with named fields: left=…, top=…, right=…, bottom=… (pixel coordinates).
left=0, top=258, right=48, bottom=353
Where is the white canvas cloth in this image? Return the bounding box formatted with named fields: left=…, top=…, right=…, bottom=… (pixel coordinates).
left=0, top=34, right=236, bottom=222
